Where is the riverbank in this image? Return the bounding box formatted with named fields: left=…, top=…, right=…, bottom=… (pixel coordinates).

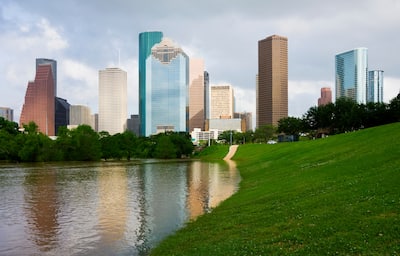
left=150, top=123, right=400, bottom=255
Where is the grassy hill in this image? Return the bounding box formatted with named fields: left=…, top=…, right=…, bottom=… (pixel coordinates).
left=151, top=123, right=400, bottom=255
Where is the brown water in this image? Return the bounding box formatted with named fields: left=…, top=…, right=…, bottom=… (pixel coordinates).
left=0, top=160, right=240, bottom=255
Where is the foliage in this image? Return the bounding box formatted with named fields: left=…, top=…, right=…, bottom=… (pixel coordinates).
left=253, top=125, right=276, bottom=143
left=278, top=116, right=305, bottom=135
left=150, top=123, right=400, bottom=255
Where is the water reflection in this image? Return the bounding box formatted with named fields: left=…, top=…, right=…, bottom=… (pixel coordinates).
left=0, top=160, right=240, bottom=255
left=24, top=167, right=60, bottom=253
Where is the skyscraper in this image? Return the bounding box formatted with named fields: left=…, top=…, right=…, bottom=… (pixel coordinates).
left=257, top=35, right=288, bottom=127
left=204, top=71, right=210, bottom=121
left=367, top=70, right=384, bottom=103
left=335, top=48, right=368, bottom=104
left=139, top=31, right=163, bottom=136
left=318, top=87, right=332, bottom=106
left=55, top=97, right=70, bottom=135
left=143, top=37, right=189, bottom=136
left=210, top=85, right=234, bottom=119
left=189, top=59, right=205, bottom=132
left=36, top=58, right=57, bottom=96
left=20, top=64, right=55, bottom=135
left=98, top=68, right=127, bottom=135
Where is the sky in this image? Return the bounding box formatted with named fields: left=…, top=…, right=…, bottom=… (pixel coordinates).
left=1, top=0, right=399, bottom=126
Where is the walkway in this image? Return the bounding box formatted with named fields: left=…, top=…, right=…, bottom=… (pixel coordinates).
left=223, top=145, right=239, bottom=160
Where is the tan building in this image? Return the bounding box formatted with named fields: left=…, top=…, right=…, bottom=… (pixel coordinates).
left=257, top=35, right=288, bottom=127
left=69, top=105, right=95, bottom=130
left=210, top=85, right=234, bottom=119
left=189, top=59, right=205, bottom=132
left=318, top=87, right=332, bottom=106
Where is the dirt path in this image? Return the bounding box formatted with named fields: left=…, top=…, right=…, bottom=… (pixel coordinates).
left=223, top=145, right=239, bottom=160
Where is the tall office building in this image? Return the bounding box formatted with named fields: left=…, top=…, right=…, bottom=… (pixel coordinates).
left=318, top=87, right=332, bottom=106
left=204, top=71, right=210, bottom=120
left=138, top=31, right=163, bottom=136
left=367, top=70, right=384, bottom=103
left=189, top=59, right=205, bottom=132
left=143, top=37, right=189, bottom=136
left=257, top=35, right=288, bottom=127
left=335, top=48, right=368, bottom=104
left=55, top=97, right=70, bottom=135
left=210, top=85, right=234, bottom=119
left=0, top=107, right=13, bottom=122
left=98, top=68, right=127, bottom=135
left=20, top=64, right=55, bottom=135
left=36, top=58, right=57, bottom=96
left=69, top=105, right=94, bottom=129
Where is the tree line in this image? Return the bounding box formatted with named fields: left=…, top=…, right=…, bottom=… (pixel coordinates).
left=0, top=120, right=194, bottom=162
left=216, top=93, right=400, bottom=145
left=278, top=94, right=400, bottom=138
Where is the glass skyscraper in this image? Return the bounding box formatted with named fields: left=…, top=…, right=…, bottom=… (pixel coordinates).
left=335, top=48, right=368, bottom=104
left=139, top=31, right=163, bottom=136
left=144, top=37, right=189, bottom=136
left=367, top=70, right=384, bottom=103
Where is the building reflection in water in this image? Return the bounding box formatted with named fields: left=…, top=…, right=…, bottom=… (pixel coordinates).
left=23, top=168, right=60, bottom=253
left=187, top=160, right=240, bottom=219
left=97, top=164, right=128, bottom=245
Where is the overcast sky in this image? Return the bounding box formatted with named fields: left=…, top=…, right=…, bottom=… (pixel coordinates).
left=1, top=0, right=399, bottom=125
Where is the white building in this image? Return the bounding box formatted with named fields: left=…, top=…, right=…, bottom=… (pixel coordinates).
left=98, top=67, right=127, bottom=135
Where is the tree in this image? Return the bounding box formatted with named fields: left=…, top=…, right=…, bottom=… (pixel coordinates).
left=278, top=117, right=304, bottom=135
left=153, top=134, right=177, bottom=159
left=254, top=125, right=276, bottom=143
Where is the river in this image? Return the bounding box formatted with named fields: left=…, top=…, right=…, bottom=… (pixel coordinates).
left=0, top=160, right=240, bottom=255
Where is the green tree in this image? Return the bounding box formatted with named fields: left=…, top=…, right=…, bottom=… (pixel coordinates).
left=278, top=117, right=304, bottom=135
left=254, top=125, right=276, bottom=143
left=153, top=134, right=177, bottom=159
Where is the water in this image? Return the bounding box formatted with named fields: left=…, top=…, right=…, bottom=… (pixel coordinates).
left=0, top=160, right=240, bottom=255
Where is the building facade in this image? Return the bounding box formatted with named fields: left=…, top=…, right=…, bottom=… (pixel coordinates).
left=0, top=107, right=14, bottom=122
left=20, top=64, right=55, bottom=135
left=139, top=31, right=164, bottom=136
left=204, top=71, right=210, bottom=121
left=69, top=105, right=94, bottom=129
left=55, top=97, right=70, bottom=135
left=143, top=37, right=189, bottom=136
left=36, top=58, right=57, bottom=96
left=367, top=70, right=384, bottom=103
left=210, top=85, right=234, bottom=119
left=98, top=68, right=127, bottom=135
left=335, top=48, right=368, bottom=104
left=189, top=59, right=205, bottom=132
left=257, top=35, right=288, bottom=127
left=127, top=114, right=140, bottom=136
left=318, top=87, right=332, bottom=106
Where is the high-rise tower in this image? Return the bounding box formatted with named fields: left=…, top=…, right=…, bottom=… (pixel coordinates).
left=318, top=87, right=332, bottom=106
left=189, top=59, right=205, bottom=132
left=98, top=67, right=127, bottom=135
left=20, top=64, right=55, bottom=135
left=143, top=37, right=189, bottom=136
left=367, top=70, right=384, bottom=103
left=138, top=31, right=163, bottom=136
left=257, top=35, right=288, bottom=127
left=36, top=58, right=57, bottom=96
left=335, top=48, right=368, bottom=104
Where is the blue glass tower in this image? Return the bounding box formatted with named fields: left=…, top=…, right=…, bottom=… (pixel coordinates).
left=144, top=38, right=189, bottom=136
left=367, top=70, right=384, bottom=103
left=139, top=31, right=163, bottom=136
left=335, top=48, right=368, bottom=104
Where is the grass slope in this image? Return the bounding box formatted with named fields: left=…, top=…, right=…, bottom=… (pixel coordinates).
left=151, top=123, right=400, bottom=255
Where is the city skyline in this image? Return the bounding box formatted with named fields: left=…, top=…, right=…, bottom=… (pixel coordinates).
left=1, top=1, right=399, bottom=125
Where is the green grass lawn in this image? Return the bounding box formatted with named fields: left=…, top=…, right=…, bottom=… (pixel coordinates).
left=151, top=123, right=400, bottom=255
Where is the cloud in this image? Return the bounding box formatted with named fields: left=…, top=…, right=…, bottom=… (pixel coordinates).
left=384, top=77, right=400, bottom=103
